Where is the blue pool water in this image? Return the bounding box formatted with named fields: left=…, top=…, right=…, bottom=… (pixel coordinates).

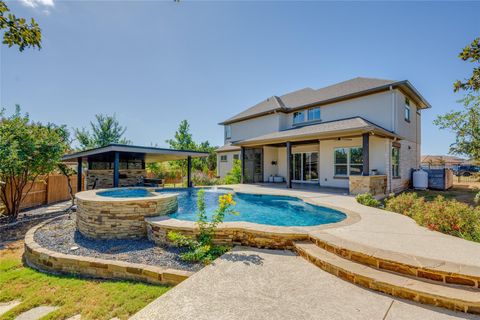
left=157, top=188, right=346, bottom=227
left=97, top=188, right=154, bottom=198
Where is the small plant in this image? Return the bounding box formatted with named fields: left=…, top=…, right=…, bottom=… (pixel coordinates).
left=167, top=189, right=238, bottom=264
left=355, top=193, right=381, bottom=208
left=224, top=159, right=242, bottom=184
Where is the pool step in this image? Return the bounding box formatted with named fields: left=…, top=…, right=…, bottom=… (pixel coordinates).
left=308, top=233, right=480, bottom=289
left=294, top=241, right=480, bottom=314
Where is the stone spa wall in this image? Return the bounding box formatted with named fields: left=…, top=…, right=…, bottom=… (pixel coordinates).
left=76, top=189, right=178, bottom=240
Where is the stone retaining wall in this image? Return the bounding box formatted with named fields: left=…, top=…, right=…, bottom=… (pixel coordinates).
left=147, top=222, right=308, bottom=249
left=87, top=169, right=146, bottom=189
left=24, top=219, right=191, bottom=285
left=76, top=191, right=178, bottom=239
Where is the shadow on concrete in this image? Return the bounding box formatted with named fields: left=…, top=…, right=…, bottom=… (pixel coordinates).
left=219, top=252, right=264, bottom=266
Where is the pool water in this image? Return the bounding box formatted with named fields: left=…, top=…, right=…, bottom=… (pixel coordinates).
left=97, top=188, right=154, bottom=198
left=158, top=188, right=346, bottom=227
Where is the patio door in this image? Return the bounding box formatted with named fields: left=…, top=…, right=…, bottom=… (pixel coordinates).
left=243, top=148, right=263, bottom=183
left=292, top=152, right=318, bottom=182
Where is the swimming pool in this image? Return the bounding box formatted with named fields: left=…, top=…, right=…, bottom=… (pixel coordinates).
left=157, top=188, right=346, bottom=227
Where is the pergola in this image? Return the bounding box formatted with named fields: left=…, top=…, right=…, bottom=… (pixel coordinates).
left=62, top=144, right=209, bottom=190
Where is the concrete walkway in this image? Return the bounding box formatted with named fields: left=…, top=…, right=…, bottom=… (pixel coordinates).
left=227, top=184, right=480, bottom=267
left=131, top=247, right=478, bottom=320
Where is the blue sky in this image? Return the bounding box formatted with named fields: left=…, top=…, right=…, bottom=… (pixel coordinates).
left=1, top=1, right=479, bottom=155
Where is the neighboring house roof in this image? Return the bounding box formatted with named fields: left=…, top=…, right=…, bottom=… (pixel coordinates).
left=220, top=77, right=431, bottom=125
left=421, top=155, right=466, bottom=165
left=233, top=117, right=398, bottom=147
left=62, top=144, right=209, bottom=163
left=216, top=143, right=241, bottom=153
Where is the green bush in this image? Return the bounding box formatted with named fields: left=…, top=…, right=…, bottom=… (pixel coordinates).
left=475, top=191, right=480, bottom=205
left=355, top=193, right=381, bottom=208
left=224, top=159, right=242, bottom=184
left=385, top=193, right=480, bottom=242
left=167, top=189, right=238, bottom=264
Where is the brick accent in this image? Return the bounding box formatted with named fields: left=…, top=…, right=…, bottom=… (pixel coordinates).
left=349, top=175, right=387, bottom=196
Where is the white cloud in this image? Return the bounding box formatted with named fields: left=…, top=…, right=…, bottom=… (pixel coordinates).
left=19, top=0, right=55, bottom=9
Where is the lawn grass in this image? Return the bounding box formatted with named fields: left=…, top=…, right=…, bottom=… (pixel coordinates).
left=408, top=186, right=478, bottom=206
left=0, top=241, right=170, bottom=320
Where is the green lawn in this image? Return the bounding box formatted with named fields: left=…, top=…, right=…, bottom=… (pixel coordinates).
left=407, top=186, right=478, bottom=206
left=0, top=241, right=170, bottom=320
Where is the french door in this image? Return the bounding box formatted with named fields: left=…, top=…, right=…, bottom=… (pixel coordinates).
left=292, top=152, right=319, bottom=182
left=243, top=148, right=263, bottom=183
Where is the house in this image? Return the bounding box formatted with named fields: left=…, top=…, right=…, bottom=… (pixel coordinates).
left=420, top=155, right=465, bottom=169
left=216, top=77, right=431, bottom=195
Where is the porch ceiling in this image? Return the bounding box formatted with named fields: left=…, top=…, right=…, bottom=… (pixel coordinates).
left=233, top=117, right=400, bottom=147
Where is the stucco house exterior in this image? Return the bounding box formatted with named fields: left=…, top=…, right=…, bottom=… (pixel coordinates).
left=216, top=77, right=430, bottom=195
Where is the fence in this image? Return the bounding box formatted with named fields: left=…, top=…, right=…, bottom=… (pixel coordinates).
left=3, top=174, right=85, bottom=211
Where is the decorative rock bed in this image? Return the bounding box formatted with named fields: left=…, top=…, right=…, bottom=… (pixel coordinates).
left=76, top=188, right=177, bottom=240
left=24, top=216, right=200, bottom=285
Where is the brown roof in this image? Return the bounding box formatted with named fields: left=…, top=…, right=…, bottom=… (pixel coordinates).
left=216, top=143, right=241, bottom=153
left=234, top=117, right=398, bottom=147
left=220, top=77, right=431, bottom=125
left=421, top=155, right=465, bottom=165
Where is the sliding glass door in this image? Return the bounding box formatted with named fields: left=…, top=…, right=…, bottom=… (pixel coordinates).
left=292, top=152, right=319, bottom=182
left=244, top=148, right=263, bottom=183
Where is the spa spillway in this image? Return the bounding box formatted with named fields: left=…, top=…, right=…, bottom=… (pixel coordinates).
left=75, top=188, right=178, bottom=239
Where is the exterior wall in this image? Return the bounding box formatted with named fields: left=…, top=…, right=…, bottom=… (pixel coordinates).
left=227, top=113, right=282, bottom=143
left=394, top=90, right=421, bottom=144
left=390, top=139, right=419, bottom=193
left=263, top=146, right=279, bottom=181
left=87, top=169, right=145, bottom=189
left=217, top=151, right=240, bottom=178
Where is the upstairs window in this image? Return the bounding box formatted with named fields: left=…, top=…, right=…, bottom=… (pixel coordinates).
left=404, top=98, right=411, bottom=122
left=308, top=108, right=321, bottom=121
left=225, top=125, right=231, bottom=139
left=293, top=111, right=305, bottom=124
left=392, top=146, right=400, bottom=177
left=220, top=155, right=228, bottom=162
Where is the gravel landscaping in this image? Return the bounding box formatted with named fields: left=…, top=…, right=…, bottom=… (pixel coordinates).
left=34, top=214, right=203, bottom=272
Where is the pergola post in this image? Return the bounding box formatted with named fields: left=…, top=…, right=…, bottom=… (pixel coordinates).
left=187, top=156, right=192, bottom=187
left=77, top=157, right=82, bottom=192
left=362, top=133, right=370, bottom=176
left=286, top=141, right=292, bottom=188
left=240, top=147, right=245, bottom=184
left=113, top=151, right=120, bottom=188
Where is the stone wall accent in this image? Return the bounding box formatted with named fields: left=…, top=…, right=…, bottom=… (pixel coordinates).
left=147, top=221, right=309, bottom=250
left=76, top=190, right=177, bottom=240
left=349, top=175, right=387, bottom=196
left=87, top=169, right=146, bottom=189
left=23, top=219, right=191, bottom=285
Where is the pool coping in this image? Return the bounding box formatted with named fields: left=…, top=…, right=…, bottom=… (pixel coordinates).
left=23, top=217, right=193, bottom=286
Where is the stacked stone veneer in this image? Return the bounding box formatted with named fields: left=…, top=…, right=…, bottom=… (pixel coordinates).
left=76, top=191, right=177, bottom=239
left=147, top=222, right=309, bottom=249
left=349, top=175, right=387, bottom=196
left=87, top=169, right=146, bottom=189
left=24, top=219, right=191, bottom=285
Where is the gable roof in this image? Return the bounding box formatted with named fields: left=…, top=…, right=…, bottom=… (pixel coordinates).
left=220, top=77, right=431, bottom=125
left=234, top=117, right=399, bottom=147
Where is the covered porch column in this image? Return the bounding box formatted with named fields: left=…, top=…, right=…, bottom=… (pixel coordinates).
left=286, top=141, right=292, bottom=188
left=77, top=157, right=83, bottom=192
left=113, top=151, right=120, bottom=188
left=240, top=147, right=245, bottom=184
left=187, top=156, right=192, bottom=187
left=362, top=133, right=370, bottom=176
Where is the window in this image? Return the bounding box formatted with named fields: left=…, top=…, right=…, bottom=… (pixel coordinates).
left=225, top=125, right=231, bottom=139
left=292, top=152, right=319, bottom=181
left=404, top=98, right=411, bottom=122
left=334, top=147, right=363, bottom=176
left=392, top=146, right=400, bottom=177
left=308, top=108, right=321, bottom=121
left=220, top=155, right=227, bottom=162
left=293, top=111, right=305, bottom=124
left=233, top=154, right=239, bottom=160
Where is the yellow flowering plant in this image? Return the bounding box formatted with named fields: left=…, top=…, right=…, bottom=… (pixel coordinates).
left=167, top=189, right=238, bottom=264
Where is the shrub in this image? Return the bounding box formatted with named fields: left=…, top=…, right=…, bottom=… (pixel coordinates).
left=475, top=191, right=480, bottom=205
left=191, top=171, right=223, bottom=186
left=355, top=193, right=381, bottom=208
left=224, top=160, right=242, bottom=184
left=385, top=193, right=480, bottom=242
left=167, top=189, right=238, bottom=264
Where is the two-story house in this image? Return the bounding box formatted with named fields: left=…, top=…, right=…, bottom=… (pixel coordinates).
left=216, top=77, right=430, bottom=195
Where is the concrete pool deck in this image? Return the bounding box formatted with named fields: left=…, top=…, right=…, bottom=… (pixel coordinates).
left=131, top=247, right=479, bottom=320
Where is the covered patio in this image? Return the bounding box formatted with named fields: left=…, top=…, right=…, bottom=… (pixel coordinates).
left=62, top=144, right=209, bottom=190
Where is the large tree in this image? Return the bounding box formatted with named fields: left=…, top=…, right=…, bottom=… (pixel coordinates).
left=0, top=1, right=41, bottom=51
left=454, top=37, right=480, bottom=93
left=0, top=106, right=69, bottom=221
left=74, top=114, right=131, bottom=150
left=434, top=94, right=480, bottom=162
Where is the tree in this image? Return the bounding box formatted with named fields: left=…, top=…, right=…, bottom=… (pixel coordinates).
left=224, top=160, right=242, bottom=184
left=454, top=37, right=480, bottom=93
left=0, top=106, right=69, bottom=221
left=434, top=94, right=480, bottom=162
left=0, top=1, right=41, bottom=51
left=74, top=114, right=131, bottom=150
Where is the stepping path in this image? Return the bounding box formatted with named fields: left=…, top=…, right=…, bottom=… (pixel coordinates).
left=15, top=306, right=59, bottom=320
left=131, top=247, right=480, bottom=320
left=0, top=300, right=21, bottom=317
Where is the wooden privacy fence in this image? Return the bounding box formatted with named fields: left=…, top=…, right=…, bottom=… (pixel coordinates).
left=3, top=174, right=85, bottom=211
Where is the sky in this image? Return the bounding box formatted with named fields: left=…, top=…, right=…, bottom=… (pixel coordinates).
left=1, top=0, right=479, bottom=156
